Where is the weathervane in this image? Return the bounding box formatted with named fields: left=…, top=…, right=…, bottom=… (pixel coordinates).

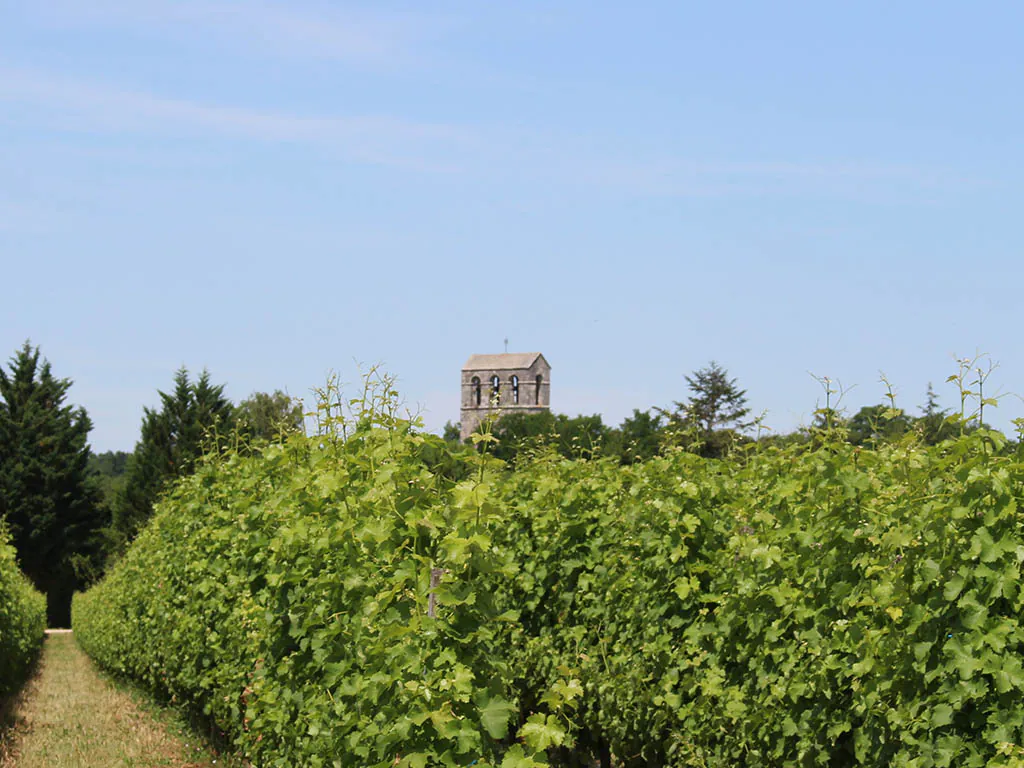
left=504, top=337, right=509, bottom=353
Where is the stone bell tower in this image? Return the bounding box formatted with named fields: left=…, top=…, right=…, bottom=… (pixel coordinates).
left=460, top=353, right=550, bottom=441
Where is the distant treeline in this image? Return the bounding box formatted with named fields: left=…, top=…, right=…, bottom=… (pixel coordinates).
left=444, top=361, right=984, bottom=467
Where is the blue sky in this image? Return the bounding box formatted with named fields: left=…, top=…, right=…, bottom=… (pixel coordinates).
left=2, top=2, right=1023, bottom=451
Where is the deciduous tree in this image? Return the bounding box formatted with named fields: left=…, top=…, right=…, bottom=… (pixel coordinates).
left=847, top=404, right=912, bottom=446
left=605, top=409, right=664, bottom=464
left=237, top=390, right=303, bottom=443
left=488, top=411, right=610, bottom=464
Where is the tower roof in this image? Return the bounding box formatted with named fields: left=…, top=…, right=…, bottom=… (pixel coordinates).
left=463, top=353, right=547, bottom=371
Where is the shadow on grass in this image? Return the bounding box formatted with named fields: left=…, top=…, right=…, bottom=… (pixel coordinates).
left=75, top=637, right=248, bottom=768
left=2, top=633, right=247, bottom=768
left=0, top=643, right=44, bottom=766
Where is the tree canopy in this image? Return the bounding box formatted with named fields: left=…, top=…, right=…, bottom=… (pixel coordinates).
left=112, top=367, right=234, bottom=546
left=846, top=404, right=913, bottom=447
left=918, top=383, right=957, bottom=445
left=663, top=361, right=751, bottom=458
left=237, top=390, right=303, bottom=443
left=0, top=342, right=104, bottom=625
left=486, top=411, right=610, bottom=464
left=606, top=409, right=665, bottom=464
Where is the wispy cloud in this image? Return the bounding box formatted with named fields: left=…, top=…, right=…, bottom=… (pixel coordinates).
left=34, top=0, right=447, bottom=67
left=0, top=66, right=977, bottom=197
left=0, top=67, right=470, bottom=170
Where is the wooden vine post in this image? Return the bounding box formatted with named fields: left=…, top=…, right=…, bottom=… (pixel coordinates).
left=427, top=567, right=446, bottom=618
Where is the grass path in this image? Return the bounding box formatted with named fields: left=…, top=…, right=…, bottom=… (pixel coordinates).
left=0, top=632, right=238, bottom=768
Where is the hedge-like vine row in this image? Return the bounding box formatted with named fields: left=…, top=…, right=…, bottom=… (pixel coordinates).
left=0, top=526, right=46, bottom=696
left=491, top=431, right=1024, bottom=766
left=75, top=413, right=1024, bottom=766
left=73, top=418, right=565, bottom=768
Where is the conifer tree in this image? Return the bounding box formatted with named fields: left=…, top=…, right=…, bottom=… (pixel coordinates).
left=918, top=383, right=955, bottom=445
left=112, top=367, right=234, bottom=545
left=663, top=361, right=751, bottom=458
left=0, top=341, right=103, bottom=626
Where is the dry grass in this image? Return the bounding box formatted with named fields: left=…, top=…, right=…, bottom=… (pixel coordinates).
left=0, top=632, right=242, bottom=768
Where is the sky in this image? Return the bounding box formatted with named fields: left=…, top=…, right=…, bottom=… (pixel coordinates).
left=2, top=1, right=1023, bottom=452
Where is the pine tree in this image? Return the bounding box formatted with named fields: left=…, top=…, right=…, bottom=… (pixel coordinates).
left=918, top=383, right=954, bottom=445
left=664, top=361, right=751, bottom=458
left=0, top=342, right=103, bottom=626
left=111, top=367, right=234, bottom=545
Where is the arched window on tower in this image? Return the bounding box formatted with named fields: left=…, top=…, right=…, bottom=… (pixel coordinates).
left=471, top=376, right=481, bottom=406
left=490, top=375, right=501, bottom=404
left=511, top=375, right=520, bottom=404
left=535, top=374, right=543, bottom=404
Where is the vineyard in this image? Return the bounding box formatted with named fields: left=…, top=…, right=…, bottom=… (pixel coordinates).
left=71, top=384, right=1024, bottom=767
left=0, top=526, right=46, bottom=698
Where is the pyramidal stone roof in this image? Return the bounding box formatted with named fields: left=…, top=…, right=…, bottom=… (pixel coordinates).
left=463, top=353, right=547, bottom=371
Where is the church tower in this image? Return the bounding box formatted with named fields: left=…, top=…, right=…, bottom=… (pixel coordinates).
left=460, top=353, right=551, bottom=442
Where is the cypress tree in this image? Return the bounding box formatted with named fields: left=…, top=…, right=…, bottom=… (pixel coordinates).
left=112, top=367, right=234, bottom=545
left=0, top=341, right=103, bottom=626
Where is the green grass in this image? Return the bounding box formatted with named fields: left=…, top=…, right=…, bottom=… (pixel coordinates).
left=0, top=632, right=244, bottom=768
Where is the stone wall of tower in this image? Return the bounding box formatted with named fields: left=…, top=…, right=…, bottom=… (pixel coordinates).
left=460, top=355, right=550, bottom=442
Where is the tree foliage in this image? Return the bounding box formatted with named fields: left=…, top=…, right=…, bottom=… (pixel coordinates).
left=112, top=367, right=234, bottom=546
left=489, top=411, right=610, bottom=464
left=684, top=361, right=751, bottom=433
left=89, top=450, right=130, bottom=524
left=89, top=450, right=130, bottom=479
left=442, top=420, right=462, bottom=444
left=607, top=408, right=665, bottom=464
left=236, top=390, right=303, bottom=443
left=663, top=361, right=751, bottom=458
left=0, top=341, right=104, bottom=625
left=846, top=404, right=913, bottom=446
left=471, top=409, right=667, bottom=466
left=918, top=382, right=957, bottom=445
